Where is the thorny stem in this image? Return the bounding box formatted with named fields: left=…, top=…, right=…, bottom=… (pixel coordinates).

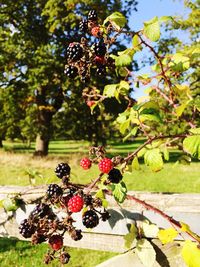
left=126, top=194, right=200, bottom=243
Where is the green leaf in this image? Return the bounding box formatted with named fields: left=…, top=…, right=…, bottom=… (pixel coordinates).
left=159, top=16, right=173, bottom=23
left=103, top=12, right=127, bottom=29
left=119, top=119, right=130, bottom=135
left=111, top=181, right=127, bottom=203
left=132, top=35, right=142, bottom=51
left=183, top=135, right=200, bottom=159
left=123, top=126, right=138, bottom=142
left=144, top=148, right=163, bottom=172
left=175, top=102, right=189, bottom=117
left=132, top=157, right=140, bottom=170
left=182, top=240, right=200, bottom=267
left=142, top=220, right=159, bottom=238
left=163, top=146, right=169, bottom=161
left=124, top=224, right=138, bottom=249
left=103, top=84, right=118, bottom=97
left=158, top=228, right=178, bottom=244
left=115, top=54, right=132, bottom=67
left=143, top=16, right=160, bottom=42
left=170, top=53, right=190, bottom=71
left=139, top=108, right=162, bottom=123
left=189, top=128, right=200, bottom=135
left=2, top=198, right=19, bottom=212
left=135, top=239, right=156, bottom=267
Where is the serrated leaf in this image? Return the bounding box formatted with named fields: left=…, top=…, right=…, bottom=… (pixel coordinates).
left=144, top=148, right=163, bottom=172
left=136, top=239, right=156, bottom=267
left=137, top=147, right=147, bottom=158
left=111, top=181, right=127, bottom=203
left=103, top=12, right=127, bottom=29
left=119, top=80, right=130, bottom=90
left=182, top=240, right=200, bottom=267
left=139, top=108, right=161, bottom=123
left=143, top=16, right=160, bottom=42
left=2, top=198, right=19, bottom=212
left=139, top=101, right=160, bottom=111
left=132, top=157, right=140, bottom=170
left=103, top=84, right=118, bottom=97
left=142, top=221, right=159, bottom=238
left=158, top=228, right=178, bottom=244
left=115, top=54, right=132, bottom=67
left=170, top=53, right=190, bottom=71
left=124, top=224, right=138, bottom=249
left=183, top=135, right=200, bottom=159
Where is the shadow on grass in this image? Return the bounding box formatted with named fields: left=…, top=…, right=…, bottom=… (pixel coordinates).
left=0, top=237, right=32, bottom=253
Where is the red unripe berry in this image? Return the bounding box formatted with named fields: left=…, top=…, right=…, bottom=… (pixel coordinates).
left=87, top=100, right=96, bottom=107
left=91, top=26, right=102, bottom=37
left=95, top=56, right=105, bottom=65
left=67, top=195, right=84, bottom=212
left=80, top=157, right=92, bottom=170
left=49, top=235, right=63, bottom=251
left=98, top=158, right=113, bottom=174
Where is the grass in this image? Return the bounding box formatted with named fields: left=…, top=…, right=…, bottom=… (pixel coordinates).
left=0, top=237, right=117, bottom=267
left=0, top=139, right=200, bottom=192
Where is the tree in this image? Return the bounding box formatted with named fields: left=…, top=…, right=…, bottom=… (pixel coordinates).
left=2, top=7, right=200, bottom=266
left=0, top=0, right=137, bottom=155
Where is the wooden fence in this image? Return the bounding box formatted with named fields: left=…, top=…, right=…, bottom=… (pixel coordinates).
left=0, top=185, right=200, bottom=266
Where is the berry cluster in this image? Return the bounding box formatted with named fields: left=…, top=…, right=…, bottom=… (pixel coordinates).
left=19, top=160, right=110, bottom=265
left=64, top=10, right=115, bottom=84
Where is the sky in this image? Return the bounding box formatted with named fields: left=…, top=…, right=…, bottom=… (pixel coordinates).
left=125, top=0, right=189, bottom=99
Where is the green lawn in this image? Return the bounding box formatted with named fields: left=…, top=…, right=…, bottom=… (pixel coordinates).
left=0, top=139, right=200, bottom=192
left=0, top=237, right=117, bottom=267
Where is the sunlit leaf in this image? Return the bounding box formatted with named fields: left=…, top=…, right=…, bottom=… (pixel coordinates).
left=158, top=228, right=178, bottom=244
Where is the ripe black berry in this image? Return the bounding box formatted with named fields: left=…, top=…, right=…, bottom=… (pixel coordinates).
left=55, top=162, right=71, bottom=178
left=66, top=43, right=83, bottom=61
left=19, top=219, right=35, bottom=238
left=101, top=210, right=110, bottom=221
left=94, top=42, right=107, bottom=57
left=30, top=203, right=52, bottom=219
left=64, top=66, right=78, bottom=78
left=88, top=10, right=98, bottom=21
left=96, top=65, right=106, bottom=76
left=46, top=184, right=63, bottom=198
left=79, top=19, right=88, bottom=33
left=108, top=168, right=123, bottom=184
left=82, top=210, right=99, bottom=228
left=83, top=194, right=93, bottom=206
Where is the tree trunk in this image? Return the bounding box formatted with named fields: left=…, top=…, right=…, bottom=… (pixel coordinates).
left=34, top=134, right=49, bottom=156
left=0, top=139, right=3, bottom=148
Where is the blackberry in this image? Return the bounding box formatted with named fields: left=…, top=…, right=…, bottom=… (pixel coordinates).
left=108, top=168, right=123, bottom=184
left=82, top=210, right=99, bottom=228
left=83, top=194, right=93, bottom=206
left=94, top=42, right=107, bottom=57
left=88, top=10, right=98, bottom=21
left=19, top=219, right=35, bottom=238
left=70, top=229, right=83, bottom=241
left=79, top=19, right=88, bottom=33
left=46, top=184, right=63, bottom=198
left=30, top=203, right=52, bottom=219
left=101, top=210, right=110, bottom=221
left=96, top=65, right=106, bottom=76
left=66, top=43, right=83, bottom=61
left=64, top=66, right=78, bottom=78
left=55, top=162, right=71, bottom=178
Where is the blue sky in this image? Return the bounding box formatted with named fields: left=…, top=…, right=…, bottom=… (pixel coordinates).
left=126, top=0, right=189, bottom=99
